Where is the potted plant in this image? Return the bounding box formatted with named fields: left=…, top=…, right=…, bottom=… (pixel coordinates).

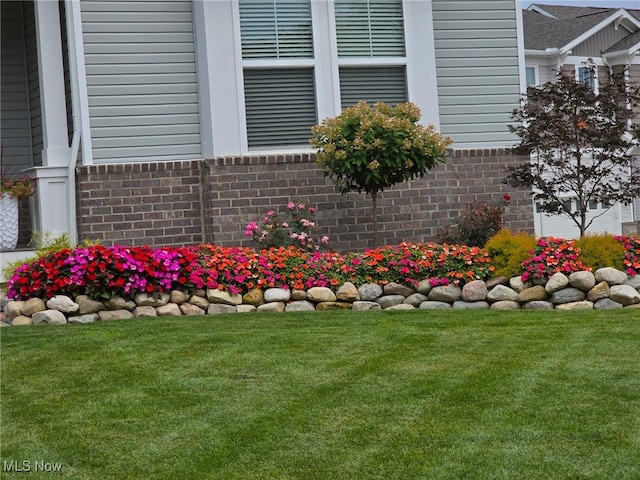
left=1, top=146, right=35, bottom=250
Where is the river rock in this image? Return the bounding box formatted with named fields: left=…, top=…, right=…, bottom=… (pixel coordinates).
left=170, top=290, right=189, bottom=304
left=550, top=288, right=585, bottom=305
left=285, top=300, right=316, bottom=312
left=486, top=276, right=509, bottom=289
left=68, top=314, right=99, bottom=324
left=403, top=293, right=428, bottom=307
left=383, top=282, right=415, bottom=297
left=545, top=273, right=569, bottom=294
left=179, top=303, right=206, bottom=316
left=487, top=285, right=520, bottom=302
left=419, top=301, right=452, bottom=309
left=509, top=276, right=532, bottom=293
left=257, top=302, right=285, bottom=313
left=133, top=306, right=157, bottom=318
left=416, top=279, right=433, bottom=296
left=555, top=301, right=593, bottom=310
left=208, top=304, right=237, bottom=315
left=609, top=285, right=640, bottom=306
left=587, top=281, right=609, bottom=302
left=22, top=298, right=46, bottom=316
left=32, top=310, right=67, bottom=325
left=291, top=289, right=307, bottom=301
left=453, top=301, right=490, bottom=309
left=264, top=288, right=291, bottom=303
left=568, top=271, right=596, bottom=291
left=336, top=282, right=360, bottom=302
left=156, top=303, right=181, bottom=317
left=189, top=294, right=210, bottom=310
left=11, top=315, right=33, bottom=326
left=5, top=301, right=25, bottom=319
left=104, top=296, right=136, bottom=311
left=428, top=285, right=462, bottom=302
left=207, top=289, right=243, bottom=305
left=316, top=302, right=352, bottom=311
left=76, top=295, right=106, bottom=314
left=358, top=283, right=383, bottom=301
left=522, top=301, right=554, bottom=310
left=595, top=267, right=627, bottom=285
left=594, top=298, right=623, bottom=309
left=352, top=301, right=382, bottom=311
left=135, top=292, right=170, bottom=307
left=98, top=310, right=134, bottom=321
left=375, top=295, right=405, bottom=309
left=461, top=280, right=487, bottom=302
left=237, top=305, right=257, bottom=313
left=385, top=304, right=415, bottom=311
left=626, top=275, right=640, bottom=290
left=307, top=287, right=336, bottom=303
left=46, top=295, right=79, bottom=313
left=518, top=286, right=547, bottom=302
left=490, top=300, right=521, bottom=310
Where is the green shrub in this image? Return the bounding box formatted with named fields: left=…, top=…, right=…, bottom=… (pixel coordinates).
left=484, top=228, right=537, bottom=278
left=576, top=233, right=625, bottom=271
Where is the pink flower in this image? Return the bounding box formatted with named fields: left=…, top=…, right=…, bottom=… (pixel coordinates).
left=287, top=202, right=295, bottom=210
left=320, top=236, right=329, bottom=244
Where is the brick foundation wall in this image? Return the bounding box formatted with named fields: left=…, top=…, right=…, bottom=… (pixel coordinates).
left=76, top=149, right=534, bottom=251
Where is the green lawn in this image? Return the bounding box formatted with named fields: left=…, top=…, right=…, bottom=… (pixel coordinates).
left=2, top=310, right=640, bottom=479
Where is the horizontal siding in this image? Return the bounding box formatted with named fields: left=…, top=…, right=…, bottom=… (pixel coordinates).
left=81, top=0, right=201, bottom=163
left=433, top=0, right=521, bottom=148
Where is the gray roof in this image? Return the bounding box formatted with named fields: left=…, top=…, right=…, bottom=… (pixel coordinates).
left=604, top=29, right=640, bottom=54
left=525, top=4, right=640, bottom=51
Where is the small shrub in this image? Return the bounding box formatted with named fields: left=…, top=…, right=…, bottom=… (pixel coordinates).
left=484, top=228, right=537, bottom=278
left=437, top=195, right=511, bottom=247
left=521, top=237, right=590, bottom=282
left=576, top=234, right=625, bottom=271
left=615, top=235, right=640, bottom=276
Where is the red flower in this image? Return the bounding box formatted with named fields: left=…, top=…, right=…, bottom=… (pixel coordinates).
left=503, top=194, right=511, bottom=201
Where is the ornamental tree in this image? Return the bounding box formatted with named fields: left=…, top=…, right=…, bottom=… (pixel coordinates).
left=310, top=101, right=451, bottom=247
left=505, top=63, right=640, bottom=237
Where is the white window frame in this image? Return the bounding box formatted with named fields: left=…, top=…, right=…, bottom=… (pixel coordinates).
left=525, top=66, right=537, bottom=86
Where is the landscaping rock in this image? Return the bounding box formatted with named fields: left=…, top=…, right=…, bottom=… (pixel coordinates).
left=385, top=304, right=415, bottom=311
left=264, top=288, right=291, bottom=303
left=419, top=301, right=452, bottom=309
left=316, top=302, right=352, bottom=311
left=352, top=301, right=382, bottom=311
left=587, top=282, right=609, bottom=302
left=453, top=301, right=490, bottom=309
left=170, top=290, right=189, bottom=304
left=609, top=285, right=640, bottom=306
left=569, top=271, right=596, bottom=291
left=98, top=310, right=134, bottom=321
left=5, top=301, right=25, bottom=319
left=545, top=273, right=569, bottom=294
left=428, top=285, right=462, bottom=303
left=105, top=296, right=136, bottom=311
left=285, top=300, right=316, bottom=312
left=135, top=292, right=170, bottom=307
left=555, top=301, right=593, bottom=310
left=188, top=295, right=210, bottom=310
left=625, top=303, right=640, bottom=309
left=461, top=280, right=487, bottom=302
left=487, top=285, right=520, bottom=302
left=550, top=288, right=585, bottom=305
left=46, top=295, right=79, bottom=313
left=0, top=322, right=9, bottom=327
left=337, top=282, right=360, bottom=302
left=68, top=314, right=99, bottom=324
left=416, top=279, right=432, bottom=296
left=384, top=282, right=415, bottom=297
left=518, top=286, right=547, bottom=302
left=207, top=304, right=237, bottom=315
left=486, top=276, right=509, bottom=289
left=626, top=275, right=640, bottom=290
left=509, top=276, right=532, bottom=293
left=240, top=287, right=264, bottom=305
left=32, top=310, right=67, bottom=325
left=376, top=295, right=406, bottom=309
left=207, top=289, right=243, bottom=306
left=11, top=315, right=33, bottom=326
left=595, top=267, right=627, bottom=285
left=156, top=303, right=182, bottom=317
left=594, top=298, right=623, bottom=310
left=76, top=295, right=106, bottom=314
left=358, top=283, right=383, bottom=301
left=179, top=303, right=206, bottom=316
left=522, top=301, right=554, bottom=310
left=403, top=293, right=428, bottom=307
left=237, top=305, right=257, bottom=313
left=133, top=306, right=157, bottom=318
left=307, top=287, right=336, bottom=303
left=291, top=289, right=307, bottom=301
left=257, top=302, right=285, bottom=313
left=22, top=298, right=46, bottom=316
left=490, top=300, right=521, bottom=310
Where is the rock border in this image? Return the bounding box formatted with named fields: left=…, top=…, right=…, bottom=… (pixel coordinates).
left=2, top=267, right=639, bottom=326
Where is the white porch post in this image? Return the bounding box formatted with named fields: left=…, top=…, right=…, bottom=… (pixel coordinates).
left=29, top=0, right=73, bottom=240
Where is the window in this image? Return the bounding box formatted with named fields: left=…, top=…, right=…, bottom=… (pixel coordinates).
left=578, top=66, right=596, bottom=91
left=239, top=0, right=316, bottom=149
left=335, top=0, right=407, bottom=108
left=525, top=66, right=536, bottom=86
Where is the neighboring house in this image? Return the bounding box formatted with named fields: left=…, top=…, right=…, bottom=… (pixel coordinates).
left=523, top=3, right=640, bottom=238
left=0, top=0, right=534, bottom=274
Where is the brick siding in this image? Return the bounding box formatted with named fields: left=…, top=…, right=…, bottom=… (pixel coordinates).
left=76, top=149, right=534, bottom=251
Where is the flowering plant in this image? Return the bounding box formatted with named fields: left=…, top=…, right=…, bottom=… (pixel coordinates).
left=245, top=201, right=329, bottom=251
left=1, top=146, right=35, bottom=199
left=614, top=235, right=640, bottom=276
left=521, top=237, right=590, bottom=282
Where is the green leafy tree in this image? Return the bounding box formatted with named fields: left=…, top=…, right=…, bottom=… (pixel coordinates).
left=505, top=63, right=640, bottom=237
left=311, top=101, right=451, bottom=246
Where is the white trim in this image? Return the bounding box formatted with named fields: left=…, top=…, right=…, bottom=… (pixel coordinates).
left=561, top=10, right=640, bottom=54
left=67, top=0, right=94, bottom=166
left=516, top=1, right=528, bottom=94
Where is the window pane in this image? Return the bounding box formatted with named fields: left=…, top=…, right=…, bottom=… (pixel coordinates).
left=335, top=0, right=405, bottom=57
left=339, top=66, right=407, bottom=108
left=525, top=66, right=536, bottom=86
left=243, top=68, right=317, bottom=148
left=578, top=67, right=595, bottom=91
left=239, top=0, right=313, bottom=59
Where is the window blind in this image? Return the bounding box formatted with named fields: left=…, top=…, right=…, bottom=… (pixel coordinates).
left=339, top=66, right=407, bottom=108
left=335, top=0, right=405, bottom=57
left=243, top=67, right=317, bottom=148
left=239, top=0, right=313, bottom=59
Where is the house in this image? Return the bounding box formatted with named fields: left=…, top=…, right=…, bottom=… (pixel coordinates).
left=1, top=0, right=534, bottom=276
left=523, top=3, right=640, bottom=238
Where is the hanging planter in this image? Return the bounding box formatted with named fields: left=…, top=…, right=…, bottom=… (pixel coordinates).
left=0, top=194, right=19, bottom=250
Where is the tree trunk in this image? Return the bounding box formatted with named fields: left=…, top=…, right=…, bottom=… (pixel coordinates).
left=372, top=191, right=378, bottom=248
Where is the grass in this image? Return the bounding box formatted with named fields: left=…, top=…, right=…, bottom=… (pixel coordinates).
left=1, top=309, right=640, bottom=479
